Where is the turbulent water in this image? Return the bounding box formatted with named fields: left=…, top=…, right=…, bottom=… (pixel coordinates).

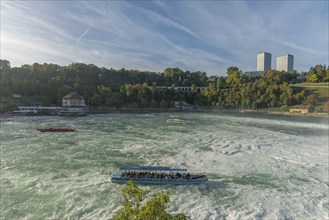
left=1, top=112, right=328, bottom=219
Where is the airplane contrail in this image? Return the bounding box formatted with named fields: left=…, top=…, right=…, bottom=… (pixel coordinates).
left=72, top=25, right=94, bottom=48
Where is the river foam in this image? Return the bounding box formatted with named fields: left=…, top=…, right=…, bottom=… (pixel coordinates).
left=1, top=113, right=328, bottom=219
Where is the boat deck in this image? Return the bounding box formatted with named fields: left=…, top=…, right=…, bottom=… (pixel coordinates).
left=111, top=166, right=208, bottom=185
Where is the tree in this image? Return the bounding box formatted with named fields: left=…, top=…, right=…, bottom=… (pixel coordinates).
left=0, top=59, right=11, bottom=70
left=324, top=68, right=329, bottom=82
left=307, top=73, right=319, bottom=83
left=160, top=99, right=168, bottom=109
left=90, top=94, right=102, bottom=106
left=113, top=181, right=188, bottom=220
left=216, top=77, right=224, bottom=91
left=323, top=101, right=329, bottom=112
left=280, top=104, right=289, bottom=112
left=306, top=64, right=327, bottom=82
left=226, top=66, right=241, bottom=85
left=306, top=94, right=318, bottom=106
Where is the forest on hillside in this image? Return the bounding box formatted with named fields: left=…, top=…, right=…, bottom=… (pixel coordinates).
left=0, top=59, right=328, bottom=112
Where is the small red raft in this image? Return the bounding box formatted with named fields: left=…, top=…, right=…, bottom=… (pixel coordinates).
left=37, top=128, right=75, bottom=132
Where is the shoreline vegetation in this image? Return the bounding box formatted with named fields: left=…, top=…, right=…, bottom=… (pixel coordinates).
left=1, top=60, right=328, bottom=116
left=1, top=107, right=328, bottom=118
left=90, top=108, right=329, bottom=118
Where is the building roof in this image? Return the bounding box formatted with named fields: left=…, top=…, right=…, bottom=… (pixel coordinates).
left=62, top=92, right=84, bottom=99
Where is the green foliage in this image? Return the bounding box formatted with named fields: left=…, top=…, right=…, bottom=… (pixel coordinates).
left=113, top=181, right=188, bottom=220
left=305, top=94, right=318, bottom=106
left=280, top=104, right=290, bottom=112
left=0, top=100, right=18, bottom=112
left=0, top=59, right=11, bottom=70
left=323, top=101, right=329, bottom=112
left=162, top=68, right=208, bottom=86
left=306, top=64, right=328, bottom=82
left=325, top=69, right=329, bottom=82
left=91, top=94, right=102, bottom=106
left=293, top=83, right=329, bottom=104
left=1, top=59, right=327, bottom=112
left=308, top=74, right=319, bottom=83
left=226, top=66, right=241, bottom=85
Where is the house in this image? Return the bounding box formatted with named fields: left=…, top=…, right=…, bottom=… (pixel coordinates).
left=59, top=92, right=88, bottom=116
left=290, top=106, right=309, bottom=114
left=62, top=92, right=86, bottom=107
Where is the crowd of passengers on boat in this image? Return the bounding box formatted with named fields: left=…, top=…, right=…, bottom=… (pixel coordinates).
left=120, top=171, right=193, bottom=180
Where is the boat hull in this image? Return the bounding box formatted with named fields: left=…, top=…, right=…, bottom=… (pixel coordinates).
left=111, top=177, right=207, bottom=185
left=37, top=128, right=75, bottom=132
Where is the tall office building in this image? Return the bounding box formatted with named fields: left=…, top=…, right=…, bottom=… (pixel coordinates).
left=276, top=54, right=294, bottom=73
left=257, top=52, right=272, bottom=71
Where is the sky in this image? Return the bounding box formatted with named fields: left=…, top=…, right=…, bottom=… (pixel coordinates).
left=1, top=1, right=328, bottom=76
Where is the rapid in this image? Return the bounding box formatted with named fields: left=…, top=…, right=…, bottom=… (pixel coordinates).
left=1, top=112, right=328, bottom=219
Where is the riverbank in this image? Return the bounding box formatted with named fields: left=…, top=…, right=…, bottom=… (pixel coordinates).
left=268, top=111, right=328, bottom=118
left=86, top=107, right=329, bottom=119
left=1, top=107, right=328, bottom=118
left=239, top=109, right=329, bottom=118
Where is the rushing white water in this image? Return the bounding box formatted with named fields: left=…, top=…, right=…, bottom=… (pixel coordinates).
left=1, top=112, right=328, bottom=219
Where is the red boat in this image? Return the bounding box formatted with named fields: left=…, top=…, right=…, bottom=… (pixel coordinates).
left=37, top=128, right=75, bottom=132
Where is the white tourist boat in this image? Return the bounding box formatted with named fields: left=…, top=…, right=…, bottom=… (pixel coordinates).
left=111, top=166, right=208, bottom=185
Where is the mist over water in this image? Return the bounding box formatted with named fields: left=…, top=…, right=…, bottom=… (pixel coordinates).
left=1, top=113, right=328, bottom=219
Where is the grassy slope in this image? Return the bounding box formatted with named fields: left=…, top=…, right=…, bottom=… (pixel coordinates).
left=291, top=83, right=329, bottom=103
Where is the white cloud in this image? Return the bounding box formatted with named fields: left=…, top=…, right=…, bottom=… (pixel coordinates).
left=131, top=4, right=201, bottom=40
left=0, top=1, right=327, bottom=75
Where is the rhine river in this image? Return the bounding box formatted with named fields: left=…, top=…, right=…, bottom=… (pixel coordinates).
left=1, top=112, right=328, bottom=219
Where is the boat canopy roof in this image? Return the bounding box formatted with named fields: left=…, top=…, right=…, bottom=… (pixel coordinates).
left=119, top=166, right=187, bottom=172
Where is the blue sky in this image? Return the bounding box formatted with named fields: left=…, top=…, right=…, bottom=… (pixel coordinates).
left=1, top=1, right=328, bottom=76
